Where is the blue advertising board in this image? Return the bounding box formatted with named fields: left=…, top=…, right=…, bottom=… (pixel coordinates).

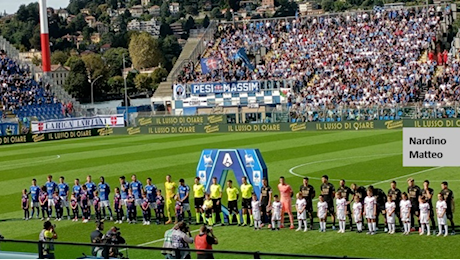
left=190, top=81, right=260, bottom=94
left=0, top=123, right=19, bottom=136
left=196, top=149, right=268, bottom=218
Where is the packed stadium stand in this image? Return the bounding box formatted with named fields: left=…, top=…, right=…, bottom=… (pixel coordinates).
left=173, top=5, right=459, bottom=122
left=0, top=50, right=69, bottom=121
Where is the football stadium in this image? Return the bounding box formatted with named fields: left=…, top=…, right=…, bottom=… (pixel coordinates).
left=0, top=0, right=459, bottom=259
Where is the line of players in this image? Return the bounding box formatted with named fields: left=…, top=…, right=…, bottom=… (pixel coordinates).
left=21, top=173, right=455, bottom=236
left=254, top=175, right=455, bottom=235
left=192, top=175, right=455, bottom=236
left=22, top=174, right=169, bottom=225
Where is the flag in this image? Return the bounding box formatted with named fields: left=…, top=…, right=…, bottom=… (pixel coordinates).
left=235, top=48, right=255, bottom=71
left=200, top=58, right=220, bottom=74
left=373, top=5, right=384, bottom=13
left=280, top=88, right=290, bottom=98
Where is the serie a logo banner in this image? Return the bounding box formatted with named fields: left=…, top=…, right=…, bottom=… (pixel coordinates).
left=196, top=149, right=268, bottom=217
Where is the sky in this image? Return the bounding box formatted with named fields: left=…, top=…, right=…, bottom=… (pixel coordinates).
left=3, top=0, right=70, bottom=14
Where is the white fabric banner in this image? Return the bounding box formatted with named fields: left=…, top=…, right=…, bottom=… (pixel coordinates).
left=31, top=115, right=125, bottom=133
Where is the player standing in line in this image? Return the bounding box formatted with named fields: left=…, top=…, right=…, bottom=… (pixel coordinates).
left=175, top=194, right=184, bottom=223
left=39, top=186, right=49, bottom=220
left=226, top=180, right=241, bottom=225
left=336, top=193, right=347, bottom=233
left=98, top=176, right=113, bottom=220
left=240, top=177, right=254, bottom=227
left=193, top=177, right=206, bottom=224
left=407, top=178, right=421, bottom=232
left=119, top=176, right=129, bottom=221
left=419, top=197, right=431, bottom=236
left=22, top=189, right=29, bottom=220
left=352, top=195, right=363, bottom=233
left=440, top=182, right=455, bottom=235
left=351, top=183, right=366, bottom=203
left=30, top=179, right=41, bottom=219
left=278, top=176, right=294, bottom=229
left=385, top=195, right=396, bottom=234
left=317, top=195, right=328, bottom=232
left=53, top=191, right=63, bottom=221
left=72, top=179, right=82, bottom=218
left=387, top=181, right=402, bottom=231
left=260, top=178, right=272, bottom=228
left=337, top=180, right=353, bottom=231
left=178, top=179, right=192, bottom=224
left=400, top=192, right=412, bottom=235
left=85, top=175, right=96, bottom=221
left=126, top=189, right=136, bottom=224
left=251, top=193, right=261, bottom=230
left=145, top=178, right=158, bottom=223
left=93, top=191, right=102, bottom=221
left=130, top=175, right=143, bottom=223
left=271, top=195, right=282, bottom=230
left=320, top=175, right=336, bottom=230
left=45, top=175, right=57, bottom=220
left=164, top=175, right=177, bottom=224
left=58, top=176, right=70, bottom=220
left=80, top=184, right=90, bottom=223
left=155, top=190, right=165, bottom=224
left=421, top=180, right=436, bottom=234
left=73, top=179, right=82, bottom=199
left=142, top=191, right=152, bottom=225
left=210, top=177, right=224, bottom=225
left=368, top=185, right=386, bottom=231
left=295, top=192, right=307, bottom=232
left=299, top=177, right=315, bottom=230
left=436, top=193, right=448, bottom=237
left=203, top=193, right=213, bottom=226
left=70, top=193, right=79, bottom=221
left=114, top=188, right=123, bottom=224
left=364, top=188, right=376, bottom=235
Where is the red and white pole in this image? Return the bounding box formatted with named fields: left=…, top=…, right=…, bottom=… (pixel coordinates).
left=39, top=0, right=51, bottom=75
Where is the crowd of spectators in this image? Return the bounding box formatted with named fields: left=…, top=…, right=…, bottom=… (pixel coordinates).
left=175, top=6, right=460, bottom=121
left=0, top=50, right=70, bottom=120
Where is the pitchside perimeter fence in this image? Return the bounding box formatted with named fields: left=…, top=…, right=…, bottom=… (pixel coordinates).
left=0, top=239, right=361, bottom=259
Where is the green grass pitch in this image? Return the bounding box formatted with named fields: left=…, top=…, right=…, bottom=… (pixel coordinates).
left=0, top=130, right=459, bottom=258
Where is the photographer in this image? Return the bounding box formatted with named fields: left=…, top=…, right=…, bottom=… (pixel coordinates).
left=195, top=225, right=218, bottom=259
left=39, top=221, right=57, bottom=259
left=106, top=226, right=126, bottom=244
left=162, top=223, right=179, bottom=259
left=90, top=221, right=104, bottom=257
left=171, top=222, right=194, bottom=259
left=104, top=226, right=126, bottom=258
left=91, top=223, right=126, bottom=259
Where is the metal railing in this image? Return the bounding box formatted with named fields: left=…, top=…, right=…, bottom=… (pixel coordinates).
left=0, top=239, right=360, bottom=259
left=217, top=3, right=455, bottom=24
left=167, top=21, right=217, bottom=83
left=130, top=103, right=460, bottom=124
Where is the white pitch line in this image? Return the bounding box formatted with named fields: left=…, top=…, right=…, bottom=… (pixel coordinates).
left=288, top=153, right=401, bottom=182
left=371, top=166, right=443, bottom=186
left=121, top=224, right=222, bottom=251
left=289, top=155, right=444, bottom=187
left=0, top=155, right=61, bottom=169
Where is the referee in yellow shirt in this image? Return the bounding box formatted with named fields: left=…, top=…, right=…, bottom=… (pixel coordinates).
left=164, top=175, right=177, bottom=224
left=193, top=177, right=206, bottom=224
left=210, top=177, right=224, bottom=225
left=240, top=177, right=254, bottom=227
left=226, top=180, right=241, bottom=225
